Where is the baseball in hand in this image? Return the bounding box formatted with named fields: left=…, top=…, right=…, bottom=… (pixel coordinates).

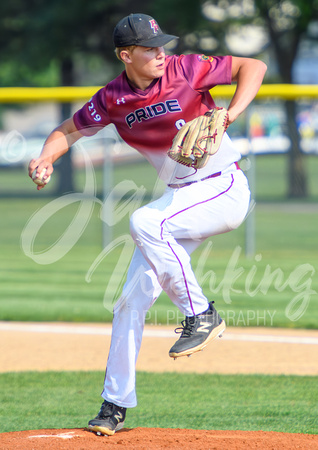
left=32, top=168, right=51, bottom=186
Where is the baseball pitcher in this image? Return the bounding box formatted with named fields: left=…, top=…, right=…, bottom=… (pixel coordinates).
left=28, top=13, right=267, bottom=436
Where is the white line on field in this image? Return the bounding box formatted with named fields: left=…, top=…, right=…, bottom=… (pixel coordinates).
left=0, top=322, right=317, bottom=345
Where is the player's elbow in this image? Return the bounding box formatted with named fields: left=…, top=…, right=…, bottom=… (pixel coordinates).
left=246, top=58, right=267, bottom=79
left=258, top=60, right=267, bottom=76
left=257, top=60, right=267, bottom=86
left=248, top=59, right=267, bottom=85
left=232, top=57, right=267, bottom=82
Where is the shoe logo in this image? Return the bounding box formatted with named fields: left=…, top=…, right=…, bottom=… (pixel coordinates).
left=114, top=411, right=123, bottom=422
left=197, top=322, right=211, bottom=333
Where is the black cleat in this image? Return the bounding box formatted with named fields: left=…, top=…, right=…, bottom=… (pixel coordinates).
left=88, top=400, right=126, bottom=436
left=169, top=301, right=225, bottom=358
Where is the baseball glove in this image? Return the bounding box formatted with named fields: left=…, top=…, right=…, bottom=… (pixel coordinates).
left=168, top=107, right=229, bottom=169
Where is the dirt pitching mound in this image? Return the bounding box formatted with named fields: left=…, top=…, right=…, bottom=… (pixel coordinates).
left=1, top=427, right=317, bottom=449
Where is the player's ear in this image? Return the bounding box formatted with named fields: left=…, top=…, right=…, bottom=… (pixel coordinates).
left=120, top=50, right=132, bottom=64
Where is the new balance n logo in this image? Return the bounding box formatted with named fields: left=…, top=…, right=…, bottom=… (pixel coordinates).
left=197, top=322, right=211, bottom=333
left=114, top=411, right=123, bottom=422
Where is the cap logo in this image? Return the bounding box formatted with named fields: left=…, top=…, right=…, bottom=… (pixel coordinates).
left=149, top=19, right=159, bottom=34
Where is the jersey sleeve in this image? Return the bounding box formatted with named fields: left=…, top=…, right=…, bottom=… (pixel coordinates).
left=73, top=87, right=111, bottom=136
left=178, top=54, right=232, bottom=92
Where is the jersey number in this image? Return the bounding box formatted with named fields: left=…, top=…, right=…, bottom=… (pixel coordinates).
left=175, top=119, right=186, bottom=130
left=88, top=101, right=102, bottom=122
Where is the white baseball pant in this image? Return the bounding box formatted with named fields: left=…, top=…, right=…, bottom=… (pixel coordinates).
left=102, top=163, right=250, bottom=407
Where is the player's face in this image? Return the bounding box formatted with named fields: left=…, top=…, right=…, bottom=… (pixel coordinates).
left=125, top=46, right=166, bottom=89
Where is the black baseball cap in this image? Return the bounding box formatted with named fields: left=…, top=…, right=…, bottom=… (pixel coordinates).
left=113, top=13, right=178, bottom=48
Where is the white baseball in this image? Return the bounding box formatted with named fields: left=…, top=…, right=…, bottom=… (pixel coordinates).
left=32, top=168, right=51, bottom=186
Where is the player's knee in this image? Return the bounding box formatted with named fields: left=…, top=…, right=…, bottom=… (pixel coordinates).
left=130, top=206, right=161, bottom=246
left=130, top=207, right=149, bottom=241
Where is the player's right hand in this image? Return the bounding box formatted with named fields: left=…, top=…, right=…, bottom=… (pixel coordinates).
left=28, top=159, right=53, bottom=190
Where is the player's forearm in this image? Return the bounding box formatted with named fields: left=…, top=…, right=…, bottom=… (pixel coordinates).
left=28, top=118, right=82, bottom=176
left=228, top=57, right=267, bottom=123
left=39, top=118, right=82, bottom=164
left=39, top=130, right=70, bottom=165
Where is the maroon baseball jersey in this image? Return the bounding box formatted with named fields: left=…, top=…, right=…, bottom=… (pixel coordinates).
left=73, top=53, right=241, bottom=183
left=74, top=54, right=231, bottom=151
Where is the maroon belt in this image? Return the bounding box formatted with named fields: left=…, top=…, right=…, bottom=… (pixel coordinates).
left=168, top=162, right=240, bottom=189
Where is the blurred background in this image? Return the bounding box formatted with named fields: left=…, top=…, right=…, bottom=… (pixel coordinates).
left=1, top=0, right=318, bottom=196
left=0, top=0, right=318, bottom=198
left=0, top=0, right=317, bottom=328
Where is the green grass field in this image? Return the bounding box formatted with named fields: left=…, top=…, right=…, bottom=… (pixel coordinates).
left=0, top=155, right=317, bottom=436
left=0, top=371, right=317, bottom=434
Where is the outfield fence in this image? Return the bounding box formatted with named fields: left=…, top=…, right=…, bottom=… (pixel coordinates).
left=1, top=84, right=318, bottom=102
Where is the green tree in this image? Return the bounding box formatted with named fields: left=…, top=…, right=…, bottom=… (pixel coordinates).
left=0, top=1, right=124, bottom=191
left=255, top=0, right=318, bottom=198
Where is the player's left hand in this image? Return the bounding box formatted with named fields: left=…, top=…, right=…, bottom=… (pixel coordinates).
left=168, top=107, right=229, bottom=169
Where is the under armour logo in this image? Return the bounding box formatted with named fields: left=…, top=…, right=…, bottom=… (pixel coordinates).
left=149, top=19, right=159, bottom=33
left=116, top=97, right=125, bottom=105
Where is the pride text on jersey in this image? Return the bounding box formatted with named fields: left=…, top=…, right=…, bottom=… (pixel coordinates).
left=125, top=99, right=182, bottom=129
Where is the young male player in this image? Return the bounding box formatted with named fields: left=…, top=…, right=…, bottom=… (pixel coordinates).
left=28, top=13, right=267, bottom=435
